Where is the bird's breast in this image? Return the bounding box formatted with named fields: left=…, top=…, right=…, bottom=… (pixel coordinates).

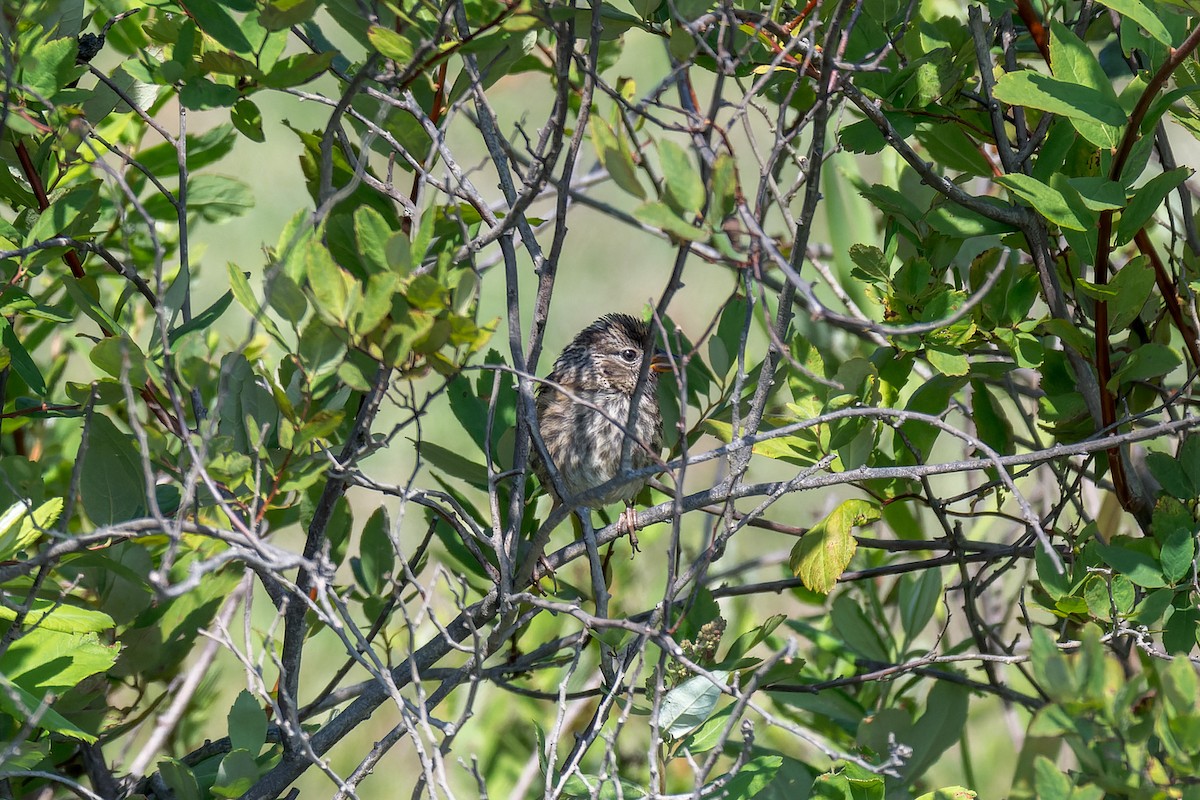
left=541, top=388, right=661, bottom=506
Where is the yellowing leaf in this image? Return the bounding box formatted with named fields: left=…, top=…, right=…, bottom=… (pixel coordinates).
left=367, top=25, right=414, bottom=63
left=591, top=118, right=645, bottom=199
left=789, top=499, right=880, bottom=594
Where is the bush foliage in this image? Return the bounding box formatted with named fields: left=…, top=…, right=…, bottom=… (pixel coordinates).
left=3, top=0, right=1200, bottom=797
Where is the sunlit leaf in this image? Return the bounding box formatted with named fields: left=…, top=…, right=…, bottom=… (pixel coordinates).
left=789, top=499, right=879, bottom=594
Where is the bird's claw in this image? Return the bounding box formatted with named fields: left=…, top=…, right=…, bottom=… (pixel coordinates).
left=620, top=504, right=640, bottom=556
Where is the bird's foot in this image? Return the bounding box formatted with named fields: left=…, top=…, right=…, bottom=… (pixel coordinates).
left=620, top=503, right=641, bottom=555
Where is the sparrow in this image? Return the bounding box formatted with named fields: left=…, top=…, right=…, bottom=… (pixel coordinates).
left=533, top=313, right=669, bottom=550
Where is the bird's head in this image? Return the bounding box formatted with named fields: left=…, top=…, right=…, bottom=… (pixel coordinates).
left=551, top=313, right=670, bottom=394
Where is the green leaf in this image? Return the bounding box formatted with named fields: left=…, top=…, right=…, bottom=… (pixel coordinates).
left=1029, top=626, right=1075, bottom=702
left=367, top=24, right=414, bottom=62
left=560, top=773, right=647, bottom=799
left=90, top=336, right=152, bottom=386
left=722, top=756, right=784, bottom=798
left=0, top=287, right=71, bottom=321
left=418, top=439, right=489, bottom=488
left=1164, top=606, right=1199, bottom=654
left=0, top=677, right=97, bottom=742
left=1106, top=257, right=1156, bottom=331
left=840, top=118, right=888, bottom=155
left=0, top=318, right=47, bottom=396
left=861, top=182, right=924, bottom=226
left=0, top=497, right=60, bottom=559
left=178, top=76, right=240, bottom=109
left=135, top=123, right=238, bottom=176
left=709, top=153, right=737, bottom=221
left=659, top=139, right=704, bottom=213
left=231, top=98, right=265, bottom=142
left=27, top=180, right=102, bottom=245
left=3, top=626, right=119, bottom=693
left=631, top=0, right=662, bottom=17
left=915, top=789, right=978, bottom=800
left=355, top=206, right=394, bottom=274
left=80, top=415, right=145, bottom=525
left=659, top=671, right=726, bottom=738
left=261, top=51, right=334, bottom=88
left=145, top=175, right=254, bottom=221
left=970, top=380, right=1013, bottom=457
left=914, top=122, right=993, bottom=177
left=0, top=597, right=113, bottom=634
left=357, top=272, right=397, bottom=335
left=1068, top=176, right=1125, bottom=211
left=186, top=0, right=254, bottom=54
left=703, top=419, right=816, bottom=464
left=65, top=379, right=125, bottom=407
left=679, top=703, right=736, bottom=754
left=1036, top=543, right=1072, bottom=600
left=387, top=232, right=414, bottom=275
left=591, top=118, right=645, bottom=199
left=264, top=270, right=308, bottom=327
left=1182, top=435, right=1200, bottom=494
left=550, top=3, right=644, bottom=39
left=1115, top=167, right=1191, bottom=245
left=830, top=594, right=890, bottom=662
left=0, top=739, right=49, bottom=772
left=228, top=263, right=285, bottom=343
left=1049, top=21, right=1112, bottom=95
left=925, top=344, right=969, bottom=376
left=305, top=239, right=357, bottom=324
left=1084, top=574, right=1134, bottom=619
left=227, top=691, right=267, bottom=757
left=900, top=683, right=969, bottom=785
left=992, top=70, right=1124, bottom=148
left=898, top=569, right=941, bottom=643
left=158, top=759, right=202, bottom=800
left=925, top=197, right=1017, bottom=236
left=358, top=506, right=395, bottom=594
left=708, top=295, right=747, bottom=377
left=1153, top=498, right=1196, bottom=584
left=169, top=290, right=234, bottom=348
left=446, top=373, right=493, bottom=456
left=260, top=0, right=319, bottom=29
left=216, top=353, right=281, bottom=451
left=899, top=375, right=964, bottom=462
left=1131, top=587, right=1173, bottom=626
left=718, top=614, right=786, bottom=668
left=1033, top=755, right=1072, bottom=800
left=848, top=243, right=890, bottom=284
left=789, top=499, right=878, bottom=594
left=1161, top=654, right=1198, bottom=716
left=1095, top=536, right=1167, bottom=588
left=1109, top=343, right=1180, bottom=390
left=634, top=201, right=708, bottom=241
left=211, top=749, right=259, bottom=798
left=1098, top=0, right=1173, bottom=46
left=996, top=173, right=1093, bottom=231
left=22, top=36, right=80, bottom=97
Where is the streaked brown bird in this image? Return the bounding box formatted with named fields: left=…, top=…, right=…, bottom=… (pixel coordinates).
left=533, top=313, right=669, bottom=550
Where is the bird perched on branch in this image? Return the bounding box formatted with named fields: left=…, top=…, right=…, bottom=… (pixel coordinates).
left=533, top=313, right=670, bottom=551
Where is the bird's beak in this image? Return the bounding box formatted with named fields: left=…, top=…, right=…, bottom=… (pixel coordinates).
left=650, top=350, right=672, bottom=373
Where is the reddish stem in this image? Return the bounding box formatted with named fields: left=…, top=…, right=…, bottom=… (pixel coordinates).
left=783, top=0, right=820, bottom=34
left=1093, top=23, right=1200, bottom=512
left=1014, top=0, right=1052, bottom=65
left=15, top=140, right=85, bottom=278
left=1135, top=228, right=1200, bottom=369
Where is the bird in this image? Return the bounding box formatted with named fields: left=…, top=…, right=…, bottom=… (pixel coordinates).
left=533, top=313, right=670, bottom=551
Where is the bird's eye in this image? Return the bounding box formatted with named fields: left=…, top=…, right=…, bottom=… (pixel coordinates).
left=620, top=348, right=639, bottom=362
